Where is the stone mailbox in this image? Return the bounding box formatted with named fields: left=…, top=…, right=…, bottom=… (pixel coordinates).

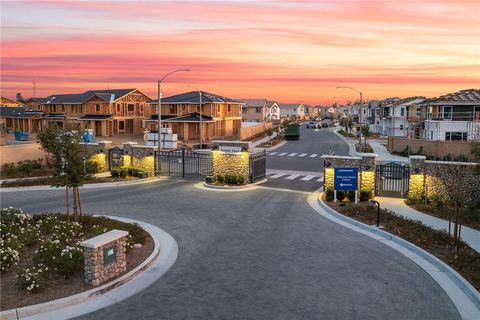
left=79, top=229, right=128, bottom=286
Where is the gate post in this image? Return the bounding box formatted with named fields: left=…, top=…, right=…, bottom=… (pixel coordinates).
left=182, top=148, right=185, bottom=178
left=409, top=155, right=426, bottom=202
left=360, top=153, right=377, bottom=196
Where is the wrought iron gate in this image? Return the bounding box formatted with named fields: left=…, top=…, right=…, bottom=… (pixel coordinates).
left=250, top=151, right=267, bottom=183
left=108, top=147, right=124, bottom=170
left=375, top=162, right=409, bottom=198
left=155, top=149, right=212, bottom=180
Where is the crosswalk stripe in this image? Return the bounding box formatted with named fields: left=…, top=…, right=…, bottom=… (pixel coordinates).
left=270, top=173, right=287, bottom=178
left=309, top=154, right=318, bottom=158
left=298, top=153, right=308, bottom=157
left=287, top=153, right=298, bottom=157
left=285, top=174, right=300, bottom=180
left=317, top=177, right=324, bottom=181
left=278, top=152, right=287, bottom=156
left=300, top=175, right=315, bottom=181
left=268, top=152, right=278, bottom=155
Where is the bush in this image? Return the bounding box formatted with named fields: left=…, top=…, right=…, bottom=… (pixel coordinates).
left=17, top=264, right=49, bottom=293
left=0, top=245, right=20, bottom=272
left=236, top=175, right=246, bottom=185
left=55, top=246, right=83, bottom=277
left=360, top=189, right=372, bottom=202
left=18, top=161, right=34, bottom=173
left=325, top=187, right=334, bottom=202
left=336, top=190, right=345, bottom=201
left=111, top=167, right=120, bottom=177
left=216, top=174, right=225, bottom=184
left=33, top=240, right=63, bottom=267
left=2, top=163, right=18, bottom=176
left=85, top=159, right=100, bottom=174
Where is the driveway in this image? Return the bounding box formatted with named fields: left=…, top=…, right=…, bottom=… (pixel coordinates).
left=0, top=180, right=460, bottom=320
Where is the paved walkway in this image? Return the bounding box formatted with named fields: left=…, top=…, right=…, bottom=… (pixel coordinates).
left=376, top=197, right=480, bottom=253
left=369, top=141, right=408, bottom=162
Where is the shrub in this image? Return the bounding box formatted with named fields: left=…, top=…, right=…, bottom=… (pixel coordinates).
left=85, top=159, right=100, bottom=174
left=406, top=192, right=425, bottom=205
left=33, top=240, right=63, bottom=267
left=2, top=163, right=18, bottom=176
left=17, top=264, right=49, bottom=293
left=216, top=174, right=225, bottom=184
left=360, top=189, right=372, bottom=202
left=111, top=168, right=120, bottom=177
left=18, top=161, right=34, bottom=173
left=56, top=246, right=83, bottom=277
left=336, top=190, right=345, bottom=201
left=325, top=187, right=334, bottom=202
left=236, top=175, right=246, bottom=185
left=0, top=245, right=20, bottom=272
left=118, top=166, right=129, bottom=178
left=428, top=194, right=446, bottom=209
left=19, top=224, right=41, bottom=247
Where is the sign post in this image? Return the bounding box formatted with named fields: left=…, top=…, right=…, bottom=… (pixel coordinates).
left=334, top=167, right=359, bottom=204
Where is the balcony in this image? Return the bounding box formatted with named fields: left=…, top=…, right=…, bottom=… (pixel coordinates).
left=426, top=111, right=480, bottom=122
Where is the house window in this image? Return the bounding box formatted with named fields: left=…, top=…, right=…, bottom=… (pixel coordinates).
left=95, top=104, right=100, bottom=112
left=256, top=107, right=261, bottom=113
left=400, top=108, right=405, bottom=116
left=127, top=104, right=134, bottom=112
left=217, top=105, right=220, bottom=113
left=441, top=106, right=452, bottom=120
left=117, top=104, right=120, bottom=112
left=445, top=132, right=467, bottom=141
left=228, top=105, right=231, bottom=112
left=400, top=125, right=404, bottom=130
left=416, top=108, right=421, bottom=117
left=118, top=120, right=125, bottom=131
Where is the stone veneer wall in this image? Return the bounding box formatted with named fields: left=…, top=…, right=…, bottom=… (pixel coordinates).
left=322, top=154, right=376, bottom=192
left=83, top=236, right=127, bottom=286
left=212, top=150, right=249, bottom=181
left=409, top=156, right=480, bottom=204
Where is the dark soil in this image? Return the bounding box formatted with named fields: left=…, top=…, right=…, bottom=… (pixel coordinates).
left=326, top=200, right=480, bottom=291
left=0, top=217, right=154, bottom=311
left=1, top=176, right=137, bottom=188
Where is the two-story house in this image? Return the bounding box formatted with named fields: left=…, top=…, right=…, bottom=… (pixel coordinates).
left=379, top=97, right=425, bottom=137
left=278, top=103, right=305, bottom=121
left=24, top=89, right=152, bottom=136
left=267, top=101, right=280, bottom=122
left=238, top=99, right=269, bottom=123
left=423, top=89, right=480, bottom=141
left=145, top=91, right=243, bottom=143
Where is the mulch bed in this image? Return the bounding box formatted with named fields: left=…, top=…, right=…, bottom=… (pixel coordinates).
left=1, top=176, right=138, bottom=188
left=0, top=215, right=154, bottom=311
left=258, top=135, right=284, bottom=148
left=326, top=200, right=480, bottom=291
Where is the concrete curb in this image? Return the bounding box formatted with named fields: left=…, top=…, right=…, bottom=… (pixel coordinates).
left=331, top=128, right=355, bottom=156
left=308, top=192, right=480, bottom=320
left=202, top=179, right=267, bottom=190
left=0, top=215, right=178, bottom=320
left=194, top=181, right=262, bottom=192
left=0, top=177, right=165, bottom=193
left=266, top=140, right=287, bottom=151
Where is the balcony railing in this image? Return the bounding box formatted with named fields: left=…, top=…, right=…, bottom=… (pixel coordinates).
left=426, top=111, right=480, bottom=122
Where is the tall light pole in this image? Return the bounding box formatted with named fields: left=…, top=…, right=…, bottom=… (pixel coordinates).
left=157, top=69, right=191, bottom=151
left=336, top=86, right=363, bottom=149
left=187, top=85, right=203, bottom=149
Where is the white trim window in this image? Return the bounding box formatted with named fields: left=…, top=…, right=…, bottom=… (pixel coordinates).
left=441, top=106, right=452, bottom=120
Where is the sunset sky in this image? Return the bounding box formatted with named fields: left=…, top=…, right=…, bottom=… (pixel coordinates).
left=1, top=0, right=479, bottom=105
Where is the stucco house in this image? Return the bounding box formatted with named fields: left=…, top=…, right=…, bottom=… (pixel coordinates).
left=278, top=103, right=305, bottom=121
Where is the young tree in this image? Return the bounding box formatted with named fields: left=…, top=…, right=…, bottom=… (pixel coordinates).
left=37, top=124, right=89, bottom=222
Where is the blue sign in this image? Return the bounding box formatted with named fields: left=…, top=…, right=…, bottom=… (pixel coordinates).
left=334, top=167, right=358, bottom=190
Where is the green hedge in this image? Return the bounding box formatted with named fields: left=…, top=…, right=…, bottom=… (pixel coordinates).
left=110, top=166, right=147, bottom=178
left=215, top=173, right=246, bottom=185
left=325, top=187, right=372, bottom=202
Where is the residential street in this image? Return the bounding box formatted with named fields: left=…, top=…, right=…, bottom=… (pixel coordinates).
left=0, top=180, right=460, bottom=320
left=263, top=124, right=349, bottom=192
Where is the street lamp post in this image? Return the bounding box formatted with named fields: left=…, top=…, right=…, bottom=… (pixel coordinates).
left=336, top=86, right=363, bottom=149
left=187, top=85, right=203, bottom=149
left=157, top=69, right=191, bottom=151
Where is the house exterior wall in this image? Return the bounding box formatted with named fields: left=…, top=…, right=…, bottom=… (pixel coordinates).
left=423, top=120, right=480, bottom=141
left=242, top=106, right=267, bottom=123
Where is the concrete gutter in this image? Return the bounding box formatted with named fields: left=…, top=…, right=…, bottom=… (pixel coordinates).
left=308, top=192, right=480, bottom=320
left=0, top=215, right=178, bottom=320
left=0, top=177, right=166, bottom=193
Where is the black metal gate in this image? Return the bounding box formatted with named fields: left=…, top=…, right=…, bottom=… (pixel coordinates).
left=375, top=162, right=409, bottom=198
left=155, top=149, right=212, bottom=180
left=250, top=151, right=267, bottom=183
left=108, top=147, right=124, bottom=170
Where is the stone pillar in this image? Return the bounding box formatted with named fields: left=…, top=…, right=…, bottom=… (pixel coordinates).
left=80, top=230, right=128, bottom=287
left=97, top=140, right=112, bottom=153
left=360, top=153, right=377, bottom=194
left=409, top=155, right=426, bottom=201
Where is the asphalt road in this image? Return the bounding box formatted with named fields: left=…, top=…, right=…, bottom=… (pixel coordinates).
left=267, top=124, right=350, bottom=172
left=263, top=125, right=350, bottom=192
left=0, top=181, right=460, bottom=320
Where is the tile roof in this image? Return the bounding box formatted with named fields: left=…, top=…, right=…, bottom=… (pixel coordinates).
left=237, top=99, right=267, bottom=107
left=152, top=91, right=243, bottom=104
left=427, top=89, right=480, bottom=105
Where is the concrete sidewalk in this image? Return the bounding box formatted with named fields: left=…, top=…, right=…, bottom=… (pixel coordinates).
left=369, top=141, right=408, bottom=162
left=376, top=197, right=480, bottom=253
